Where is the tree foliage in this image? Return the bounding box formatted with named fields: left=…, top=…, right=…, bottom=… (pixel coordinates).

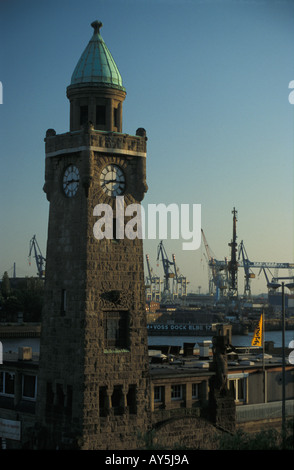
left=217, top=421, right=294, bottom=450
left=1, top=271, right=11, bottom=298
left=0, top=273, right=44, bottom=322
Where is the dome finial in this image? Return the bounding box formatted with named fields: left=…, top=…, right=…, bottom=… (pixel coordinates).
left=69, top=20, right=125, bottom=92
left=91, top=20, right=103, bottom=34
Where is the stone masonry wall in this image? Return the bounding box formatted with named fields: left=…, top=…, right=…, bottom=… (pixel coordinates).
left=36, top=129, right=151, bottom=449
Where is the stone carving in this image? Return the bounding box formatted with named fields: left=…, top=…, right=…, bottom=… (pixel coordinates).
left=100, top=289, right=134, bottom=310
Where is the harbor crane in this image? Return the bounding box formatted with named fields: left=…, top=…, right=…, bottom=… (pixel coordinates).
left=172, top=254, right=188, bottom=297
left=258, top=266, right=294, bottom=293
left=145, top=254, right=161, bottom=302
left=28, top=235, right=46, bottom=279
left=156, top=241, right=176, bottom=301
left=236, top=238, right=294, bottom=293
left=258, top=267, right=275, bottom=291
left=201, top=229, right=228, bottom=298
left=238, top=240, right=255, bottom=296
left=201, top=208, right=294, bottom=296
left=228, top=207, right=238, bottom=297
left=231, top=241, right=293, bottom=296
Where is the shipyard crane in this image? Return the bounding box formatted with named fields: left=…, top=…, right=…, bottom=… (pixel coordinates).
left=258, top=267, right=294, bottom=293
left=228, top=207, right=238, bottom=297
left=238, top=240, right=255, bottom=296
left=242, top=260, right=294, bottom=272
left=258, top=266, right=274, bottom=288
left=239, top=256, right=294, bottom=291
left=171, top=253, right=179, bottom=297
left=201, top=208, right=294, bottom=296
left=156, top=241, right=175, bottom=300
left=145, top=254, right=161, bottom=301
left=201, top=229, right=215, bottom=295
left=145, top=254, right=153, bottom=287
left=28, top=235, right=46, bottom=279
left=201, top=229, right=228, bottom=298
left=236, top=246, right=294, bottom=295
left=172, top=254, right=188, bottom=297
left=271, top=276, right=294, bottom=288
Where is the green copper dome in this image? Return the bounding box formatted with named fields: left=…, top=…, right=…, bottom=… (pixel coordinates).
left=70, top=21, right=125, bottom=91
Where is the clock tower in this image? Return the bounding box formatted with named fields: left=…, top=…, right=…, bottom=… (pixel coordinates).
left=35, top=21, right=150, bottom=449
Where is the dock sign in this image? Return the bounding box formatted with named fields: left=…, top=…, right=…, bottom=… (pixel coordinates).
left=0, top=418, right=21, bottom=441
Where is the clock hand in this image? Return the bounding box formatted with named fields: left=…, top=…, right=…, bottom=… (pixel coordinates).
left=65, top=179, right=79, bottom=186
left=102, top=179, right=119, bottom=186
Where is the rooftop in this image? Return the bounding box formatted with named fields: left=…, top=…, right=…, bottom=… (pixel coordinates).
left=148, top=345, right=289, bottom=379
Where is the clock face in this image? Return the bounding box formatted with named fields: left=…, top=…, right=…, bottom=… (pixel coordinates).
left=63, top=165, right=80, bottom=197
left=100, top=164, right=126, bottom=197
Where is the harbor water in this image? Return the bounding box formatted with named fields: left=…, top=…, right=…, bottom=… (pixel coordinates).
left=1, top=330, right=293, bottom=353
left=148, top=330, right=294, bottom=349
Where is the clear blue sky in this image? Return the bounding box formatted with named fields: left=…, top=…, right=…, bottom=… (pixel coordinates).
left=0, top=0, right=293, bottom=295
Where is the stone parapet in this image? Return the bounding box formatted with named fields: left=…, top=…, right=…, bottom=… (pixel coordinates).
left=45, top=128, right=147, bottom=158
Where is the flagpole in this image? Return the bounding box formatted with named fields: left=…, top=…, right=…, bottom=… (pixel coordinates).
left=252, top=312, right=266, bottom=401
left=262, top=309, right=265, bottom=369
left=262, top=309, right=266, bottom=403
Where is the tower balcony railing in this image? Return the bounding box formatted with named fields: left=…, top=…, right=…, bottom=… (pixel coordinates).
left=45, top=127, right=147, bottom=158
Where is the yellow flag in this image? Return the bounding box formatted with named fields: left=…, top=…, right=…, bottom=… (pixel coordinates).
left=251, top=314, right=263, bottom=347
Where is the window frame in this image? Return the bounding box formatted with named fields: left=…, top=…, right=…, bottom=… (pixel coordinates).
left=192, top=383, right=199, bottom=399
left=154, top=386, right=163, bottom=403
left=0, top=371, right=15, bottom=397
left=104, top=310, right=129, bottom=350
left=22, top=374, right=37, bottom=401
left=171, top=384, right=183, bottom=401
left=113, top=107, right=118, bottom=128
left=96, top=105, right=106, bottom=126
left=80, top=105, right=88, bottom=126
left=227, top=373, right=248, bottom=403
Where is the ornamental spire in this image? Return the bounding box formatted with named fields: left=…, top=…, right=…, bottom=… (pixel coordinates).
left=91, top=20, right=103, bottom=34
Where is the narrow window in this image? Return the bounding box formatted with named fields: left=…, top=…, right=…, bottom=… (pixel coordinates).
left=192, top=383, right=199, bottom=399
left=0, top=372, right=15, bottom=396
left=22, top=375, right=37, bottom=400
left=113, top=107, right=118, bottom=128
left=127, top=385, right=137, bottom=414
left=99, top=386, right=108, bottom=417
left=228, top=379, right=234, bottom=397
left=66, top=385, right=73, bottom=416
left=154, top=386, right=163, bottom=402
left=56, top=383, right=65, bottom=408
left=46, top=382, right=54, bottom=411
left=112, top=385, right=124, bottom=416
left=228, top=377, right=246, bottom=403
left=237, top=378, right=245, bottom=402
left=5, top=373, right=15, bottom=395
left=80, top=105, right=88, bottom=126
left=104, top=311, right=128, bottom=349
left=96, top=105, right=106, bottom=125
left=61, top=289, right=67, bottom=315
left=113, top=218, right=118, bottom=242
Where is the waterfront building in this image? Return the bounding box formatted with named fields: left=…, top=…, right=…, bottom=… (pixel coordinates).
left=0, top=333, right=294, bottom=449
